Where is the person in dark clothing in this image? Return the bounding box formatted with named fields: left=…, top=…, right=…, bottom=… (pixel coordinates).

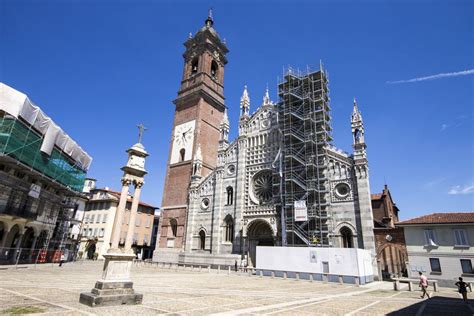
left=87, top=243, right=96, bottom=260
left=59, top=252, right=65, bottom=267
left=455, top=277, right=469, bottom=303
left=234, top=260, right=238, bottom=272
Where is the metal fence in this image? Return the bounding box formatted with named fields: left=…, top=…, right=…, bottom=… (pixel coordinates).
left=0, top=247, right=79, bottom=266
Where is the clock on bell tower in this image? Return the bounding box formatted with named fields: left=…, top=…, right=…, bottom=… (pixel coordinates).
left=156, top=11, right=229, bottom=254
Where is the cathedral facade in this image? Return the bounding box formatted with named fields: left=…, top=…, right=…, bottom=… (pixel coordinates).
left=154, top=13, right=375, bottom=268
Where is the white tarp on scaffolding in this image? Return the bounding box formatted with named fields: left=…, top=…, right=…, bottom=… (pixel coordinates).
left=0, top=82, right=92, bottom=170
left=40, top=123, right=60, bottom=156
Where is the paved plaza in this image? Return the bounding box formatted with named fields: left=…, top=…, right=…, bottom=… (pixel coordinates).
left=0, top=261, right=472, bottom=315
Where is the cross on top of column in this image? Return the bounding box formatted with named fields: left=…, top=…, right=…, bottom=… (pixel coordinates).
left=137, top=123, right=147, bottom=144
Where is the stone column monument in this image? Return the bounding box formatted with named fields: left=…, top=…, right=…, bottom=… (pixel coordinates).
left=80, top=124, right=149, bottom=307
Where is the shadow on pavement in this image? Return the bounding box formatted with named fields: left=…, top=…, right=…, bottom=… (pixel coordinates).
left=387, top=296, right=473, bottom=316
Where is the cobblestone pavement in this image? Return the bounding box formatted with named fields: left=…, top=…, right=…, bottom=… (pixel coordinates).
left=0, top=261, right=473, bottom=315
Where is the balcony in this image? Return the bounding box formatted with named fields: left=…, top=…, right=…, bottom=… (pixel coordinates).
left=0, top=202, right=38, bottom=220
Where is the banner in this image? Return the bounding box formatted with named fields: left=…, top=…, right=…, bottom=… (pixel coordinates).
left=294, top=200, right=308, bottom=221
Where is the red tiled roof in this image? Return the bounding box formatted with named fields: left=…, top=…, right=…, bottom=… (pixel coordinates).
left=397, top=212, right=474, bottom=225
left=371, top=193, right=383, bottom=200
left=93, top=188, right=158, bottom=209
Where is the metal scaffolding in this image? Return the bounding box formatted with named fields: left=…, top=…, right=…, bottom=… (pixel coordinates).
left=275, top=64, right=332, bottom=247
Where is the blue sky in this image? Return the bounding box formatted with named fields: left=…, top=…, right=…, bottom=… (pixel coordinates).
left=2, top=0, right=473, bottom=220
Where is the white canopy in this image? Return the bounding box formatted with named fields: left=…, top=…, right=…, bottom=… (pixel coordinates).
left=0, top=82, right=92, bottom=171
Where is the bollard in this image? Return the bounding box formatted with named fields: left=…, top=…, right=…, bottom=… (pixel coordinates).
left=283, top=271, right=287, bottom=280
left=355, top=276, right=360, bottom=287
left=338, top=275, right=343, bottom=284
left=248, top=268, right=252, bottom=276
left=217, top=265, right=220, bottom=274
left=271, top=271, right=275, bottom=279
left=296, top=272, right=300, bottom=281
left=259, top=270, right=263, bottom=278
left=394, top=280, right=400, bottom=291
left=208, top=265, right=211, bottom=273
left=228, top=266, right=231, bottom=275
left=309, top=273, right=313, bottom=282
left=199, top=265, right=202, bottom=272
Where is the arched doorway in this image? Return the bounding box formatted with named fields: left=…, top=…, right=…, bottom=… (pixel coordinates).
left=247, top=220, right=274, bottom=267
left=36, top=230, right=49, bottom=249
left=4, top=224, right=21, bottom=249
left=21, top=227, right=35, bottom=249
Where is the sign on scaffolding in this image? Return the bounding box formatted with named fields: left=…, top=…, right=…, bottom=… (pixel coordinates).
left=28, top=183, right=41, bottom=199
left=294, top=200, right=308, bottom=222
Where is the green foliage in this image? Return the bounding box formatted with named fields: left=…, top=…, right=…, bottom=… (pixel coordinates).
left=3, top=306, right=46, bottom=314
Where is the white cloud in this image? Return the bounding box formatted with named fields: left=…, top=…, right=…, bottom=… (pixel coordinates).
left=387, top=69, right=474, bottom=84
left=424, top=177, right=446, bottom=188
left=448, top=183, right=474, bottom=195
left=440, top=115, right=470, bottom=132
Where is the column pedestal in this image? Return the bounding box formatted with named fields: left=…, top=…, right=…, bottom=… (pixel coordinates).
left=79, top=252, right=142, bottom=307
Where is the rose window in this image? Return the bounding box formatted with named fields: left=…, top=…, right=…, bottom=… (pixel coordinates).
left=334, top=183, right=350, bottom=199
left=252, top=170, right=273, bottom=203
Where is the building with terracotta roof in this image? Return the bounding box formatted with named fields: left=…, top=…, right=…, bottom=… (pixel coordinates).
left=78, top=183, right=158, bottom=260
left=397, top=212, right=474, bottom=287
left=371, top=185, right=407, bottom=279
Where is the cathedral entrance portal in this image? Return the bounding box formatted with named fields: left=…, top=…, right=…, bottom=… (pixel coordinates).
left=247, top=220, right=274, bottom=267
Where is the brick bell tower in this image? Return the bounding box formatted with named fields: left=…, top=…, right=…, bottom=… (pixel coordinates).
left=154, top=11, right=228, bottom=261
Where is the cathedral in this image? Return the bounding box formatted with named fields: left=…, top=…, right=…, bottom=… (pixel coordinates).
left=153, top=13, right=375, bottom=268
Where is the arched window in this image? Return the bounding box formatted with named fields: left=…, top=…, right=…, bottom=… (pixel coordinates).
left=191, top=58, right=199, bottom=76
left=224, top=215, right=234, bottom=242
left=170, top=218, right=178, bottom=237
left=354, top=129, right=360, bottom=143
left=199, top=230, right=206, bottom=250
left=179, top=148, right=186, bottom=162
left=340, top=227, right=353, bottom=248
left=226, top=186, right=234, bottom=205
left=211, top=60, right=218, bottom=79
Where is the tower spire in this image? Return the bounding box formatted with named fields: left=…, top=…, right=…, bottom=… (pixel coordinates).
left=240, top=85, right=250, bottom=117
left=351, top=97, right=362, bottom=123
left=351, top=97, right=366, bottom=156
left=205, top=8, right=214, bottom=27
left=263, top=85, right=271, bottom=105
left=219, top=109, right=230, bottom=148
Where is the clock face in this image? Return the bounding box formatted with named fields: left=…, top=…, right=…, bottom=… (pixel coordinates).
left=174, top=124, right=194, bottom=146
left=170, top=120, right=196, bottom=164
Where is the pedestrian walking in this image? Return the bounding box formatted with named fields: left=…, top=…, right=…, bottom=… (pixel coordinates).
left=418, top=271, right=430, bottom=299
left=59, top=252, right=65, bottom=267
left=234, top=260, right=238, bottom=272
left=455, top=277, right=469, bottom=303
